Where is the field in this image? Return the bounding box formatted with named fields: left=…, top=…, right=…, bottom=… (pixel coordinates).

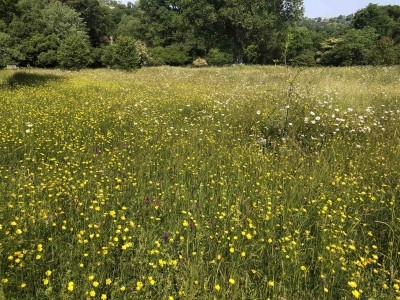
left=0, top=66, right=399, bottom=300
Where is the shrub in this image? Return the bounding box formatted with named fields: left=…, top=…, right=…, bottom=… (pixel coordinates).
left=100, top=44, right=116, bottom=68
left=57, top=34, right=92, bottom=70
left=192, top=58, right=208, bottom=68
left=37, top=50, right=58, bottom=68
left=113, top=36, right=141, bottom=70
left=148, top=46, right=167, bottom=66
left=205, top=48, right=232, bottom=66
left=290, top=52, right=316, bottom=67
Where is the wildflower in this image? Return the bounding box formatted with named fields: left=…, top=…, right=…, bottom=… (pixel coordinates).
left=352, top=290, right=361, bottom=299
left=105, top=278, right=112, bottom=285
left=20, top=283, right=26, bottom=288
left=67, top=282, right=74, bottom=291
left=89, top=290, right=96, bottom=297
left=300, top=265, right=307, bottom=271
left=101, top=294, right=107, bottom=300
left=229, top=278, right=235, bottom=285
left=215, top=284, right=221, bottom=291
left=92, top=281, right=99, bottom=287
left=268, top=281, right=274, bottom=287
left=43, top=278, right=49, bottom=285
left=348, top=281, right=357, bottom=288
left=45, top=270, right=52, bottom=277
left=136, top=281, right=144, bottom=291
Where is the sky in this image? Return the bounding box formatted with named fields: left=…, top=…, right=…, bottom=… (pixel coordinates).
left=117, top=0, right=400, bottom=18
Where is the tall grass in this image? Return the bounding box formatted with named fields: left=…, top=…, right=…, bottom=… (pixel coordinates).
left=0, top=66, right=399, bottom=299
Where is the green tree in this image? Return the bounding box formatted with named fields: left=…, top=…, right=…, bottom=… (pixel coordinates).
left=320, top=28, right=378, bottom=66
left=41, top=0, right=87, bottom=40
left=57, top=34, right=92, bottom=69
left=61, top=0, right=111, bottom=46
left=0, top=32, right=24, bottom=67
left=113, top=36, right=141, bottom=70
left=353, top=4, right=393, bottom=37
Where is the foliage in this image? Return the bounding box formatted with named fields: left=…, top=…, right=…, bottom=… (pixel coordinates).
left=102, top=36, right=141, bottom=70
left=113, top=36, right=141, bottom=70
left=0, top=1, right=399, bottom=68
left=0, top=32, right=24, bottom=67
left=57, top=34, right=92, bottom=69
left=205, top=48, right=233, bottom=66
left=319, top=28, right=379, bottom=66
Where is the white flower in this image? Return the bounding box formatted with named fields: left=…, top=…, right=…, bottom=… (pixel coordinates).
left=315, top=116, right=321, bottom=121
left=256, top=110, right=261, bottom=115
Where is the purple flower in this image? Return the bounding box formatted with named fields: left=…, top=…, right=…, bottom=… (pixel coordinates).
left=163, top=232, right=169, bottom=242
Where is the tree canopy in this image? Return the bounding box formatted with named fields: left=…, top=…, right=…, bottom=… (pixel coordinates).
left=0, top=0, right=399, bottom=69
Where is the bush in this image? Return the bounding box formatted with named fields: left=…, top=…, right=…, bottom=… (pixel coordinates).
left=100, top=45, right=116, bottom=68
left=148, top=44, right=191, bottom=66
left=148, top=46, right=167, bottom=66
left=244, top=44, right=259, bottom=64
left=57, top=34, right=92, bottom=70
left=205, top=48, right=232, bottom=66
left=290, top=52, right=316, bottom=67
left=113, top=36, right=141, bottom=70
left=192, top=58, right=208, bottom=68
left=135, top=40, right=149, bottom=66
left=37, top=50, right=58, bottom=68
left=163, top=44, right=191, bottom=66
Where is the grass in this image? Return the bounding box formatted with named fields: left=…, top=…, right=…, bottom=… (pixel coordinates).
left=0, top=66, right=399, bottom=299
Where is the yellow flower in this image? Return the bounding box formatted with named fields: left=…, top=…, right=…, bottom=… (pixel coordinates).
left=324, top=288, right=329, bottom=293
left=215, top=284, right=221, bottom=291
left=20, top=283, right=26, bottom=288
left=101, top=294, right=107, bottom=300
left=300, top=265, right=307, bottom=271
left=136, top=281, right=144, bottom=291
left=268, top=281, right=274, bottom=287
left=67, top=281, right=74, bottom=292
left=93, top=281, right=99, bottom=287
left=352, top=290, right=361, bottom=299
left=105, top=278, right=112, bottom=285
left=120, top=286, right=126, bottom=291
left=229, top=278, right=235, bottom=285
left=45, top=270, right=52, bottom=277
left=43, top=278, right=49, bottom=285
left=348, top=281, right=357, bottom=288
left=89, top=290, right=96, bottom=297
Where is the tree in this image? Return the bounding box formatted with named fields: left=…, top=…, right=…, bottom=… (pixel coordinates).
left=61, top=0, right=111, bottom=46
left=320, top=28, right=379, bottom=66
left=57, top=34, right=92, bottom=69
left=353, top=4, right=393, bottom=37
left=41, top=1, right=87, bottom=40
left=102, top=36, right=141, bottom=70
left=0, top=32, right=24, bottom=67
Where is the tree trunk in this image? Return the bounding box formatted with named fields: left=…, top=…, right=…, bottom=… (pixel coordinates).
left=233, top=27, right=245, bottom=64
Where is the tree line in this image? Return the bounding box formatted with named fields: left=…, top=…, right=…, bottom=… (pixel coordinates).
left=0, top=0, right=399, bottom=70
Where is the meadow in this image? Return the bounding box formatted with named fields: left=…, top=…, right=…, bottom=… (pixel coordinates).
left=0, top=66, right=399, bottom=300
